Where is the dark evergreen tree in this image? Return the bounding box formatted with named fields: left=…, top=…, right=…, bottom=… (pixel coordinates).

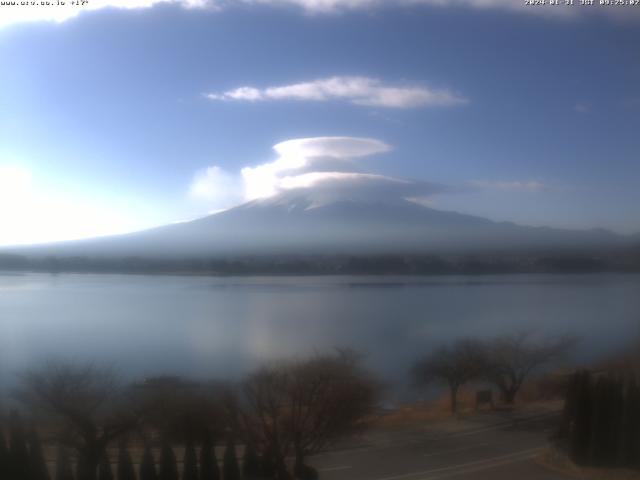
left=564, top=370, right=640, bottom=469
left=9, top=411, right=31, bottom=480
left=139, top=444, right=157, bottom=480
left=183, top=437, right=198, bottom=480
left=259, top=447, right=277, bottom=479
left=628, top=376, right=640, bottom=468
left=55, top=446, right=75, bottom=480
left=0, top=427, right=10, bottom=479
left=610, top=376, right=626, bottom=467
left=242, top=442, right=261, bottom=480
left=28, top=428, right=51, bottom=480
left=222, top=440, right=240, bottom=480
left=588, top=376, right=615, bottom=466
left=293, top=463, right=318, bottom=480
left=117, top=442, right=136, bottom=480
left=76, top=455, right=94, bottom=480
left=560, top=371, right=578, bottom=439
left=276, top=463, right=292, bottom=480
left=568, top=371, right=592, bottom=465
left=97, top=451, right=114, bottom=480
left=158, top=440, right=178, bottom=480
left=199, top=430, right=219, bottom=480
left=617, top=376, right=637, bottom=467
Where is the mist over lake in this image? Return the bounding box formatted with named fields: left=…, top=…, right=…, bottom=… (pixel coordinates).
left=1, top=272, right=638, bottom=399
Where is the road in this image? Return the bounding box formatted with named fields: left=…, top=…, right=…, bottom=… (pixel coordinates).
left=310, top=408, right=570, bottom=480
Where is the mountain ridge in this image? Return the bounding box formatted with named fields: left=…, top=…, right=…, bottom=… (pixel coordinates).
left=2, top=191, right=633, bottom=259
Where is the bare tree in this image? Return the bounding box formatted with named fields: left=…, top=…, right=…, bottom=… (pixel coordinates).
left=128, top=375, right=225, bottom=442
left=481, top=332, right=577, bottom=404
left=16, top=361, right=138, bottom=480
left=242, top=365, right=291, bottom=478
left=242, top=350, right=379, bottom=477
left=412, top=338, right=485, bottom=414
left=287, top=351, right=378, bottom=472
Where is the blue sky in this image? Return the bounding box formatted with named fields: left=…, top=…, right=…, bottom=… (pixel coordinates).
left=0, top=0, right=639, bottom=245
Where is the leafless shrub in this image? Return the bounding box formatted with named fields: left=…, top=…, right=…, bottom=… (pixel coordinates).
left=16, top=361, right=137, bottom=480
left=241, top=350, right=380, bottom=475
left=481, top=332, right=578, bottom=404
left=412, top=338, right=485, bottom=414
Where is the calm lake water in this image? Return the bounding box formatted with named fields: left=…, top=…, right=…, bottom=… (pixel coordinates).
left=1, top=272, right=639, bottom=398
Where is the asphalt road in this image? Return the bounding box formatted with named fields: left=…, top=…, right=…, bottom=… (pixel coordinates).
left=310, top=409, right=570, bottom=480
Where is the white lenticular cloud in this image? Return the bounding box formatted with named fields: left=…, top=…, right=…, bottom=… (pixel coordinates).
left=189, top=136, right=448, bottom=212
left=277, top=171, right=447, bottom=203
left=241, top=137, right=392, bottom=200
left=273, top=136, right=391, bottom=160
left=471, top=180, right=547, bottom=192
left=206, top=76, right=468, bottom=109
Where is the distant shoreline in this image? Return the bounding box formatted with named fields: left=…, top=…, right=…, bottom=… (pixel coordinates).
left=1, top=251, right=639, bottom=277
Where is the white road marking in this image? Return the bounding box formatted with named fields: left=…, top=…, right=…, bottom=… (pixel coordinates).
left=422, top=443, right=489, bottom=458
left=373, top=446, right=544, bottom=480
left=448, top=412, right=559, bottom=438
left=318, top=465, right=353, bottom=472
left=315, top=411, right=559, bottom=459
left=314, top=446, right=372, bottom=458
left=425, top=451, right=542, bottom=479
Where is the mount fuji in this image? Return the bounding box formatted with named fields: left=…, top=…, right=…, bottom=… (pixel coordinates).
left=6, top=189, right=627, bottom=260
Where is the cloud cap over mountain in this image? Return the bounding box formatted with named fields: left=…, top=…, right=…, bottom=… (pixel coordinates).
left=189, top=136, right=448, bottom=209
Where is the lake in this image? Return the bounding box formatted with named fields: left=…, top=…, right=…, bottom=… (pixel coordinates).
left=1, top=272, right=639, bottom=399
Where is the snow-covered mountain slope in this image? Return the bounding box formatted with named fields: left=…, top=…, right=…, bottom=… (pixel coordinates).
left=7, top=191, right=628, bottom=258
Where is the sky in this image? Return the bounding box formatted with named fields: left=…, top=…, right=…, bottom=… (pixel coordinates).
left=0, top=0, right=639, bottom=246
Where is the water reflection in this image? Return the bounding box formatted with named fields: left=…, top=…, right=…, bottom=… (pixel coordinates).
left=1, top=273, right=639, bottom=398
